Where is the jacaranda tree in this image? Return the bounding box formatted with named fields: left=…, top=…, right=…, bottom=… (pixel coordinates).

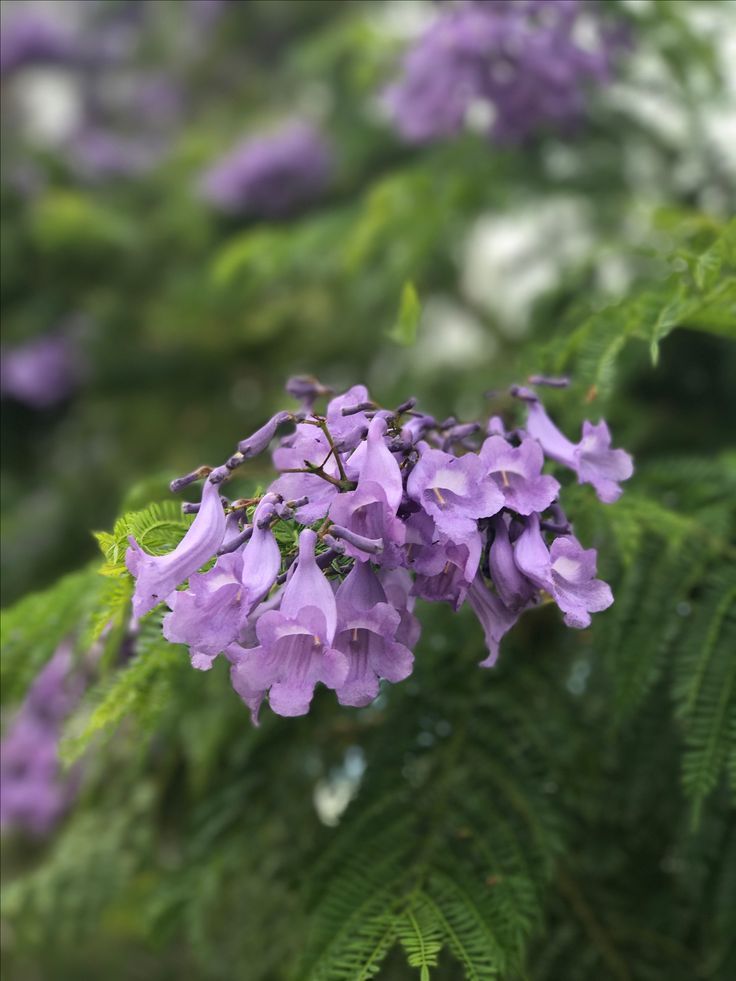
left=1, top=2, right=734, bottom=978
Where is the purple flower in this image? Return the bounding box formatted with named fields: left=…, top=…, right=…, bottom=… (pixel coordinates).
left=0, top=10, right=74, bottom=76
left=467, top=574, right=523, bottom=668
left=514, top=514, right=612, bottom=628
left=1, top=332, right=82, bottom=409
left=137, top=377, right=632, bottom=722
left=405, top=509, right=481, bottom=610
left=378, top=568, right=422, bottom=651
left=488, top=515, right=536, bottom=611
left=326, top=385, right=374, bottom=451
left=285, top=374, right=332, bottom=412
left=331, top=562, right=414, bottom=706
left=163, top=496, right=280, bottom=667
left=480, top=435, right=560, bottom=515
left=383, top=0, right=624, bottom=145
left=268, top=389, right=373, bottom=522
left=328, top=418, right=405, bottom=565
left=407, top=443, right=503, bottom=540
left=200, top=122, right=333, bottom=218
left=127, top=477, right=226, bottom=618
left=235, top=411, right=294, bottom=461
left=229, top=530, right=348, bottom=720
left=0, top=643, right=83, bottom=837
left=525, top=399, right=633, bottom=503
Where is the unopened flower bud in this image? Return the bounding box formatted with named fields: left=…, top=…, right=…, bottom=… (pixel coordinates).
left=341, top=401, right=375, bottom=417
left=528, top=375, right=570, bottom=388
left=510, top=385, right=538, bottom=403
left=170, top=466, right=212, bottom=493
left=328, top=525, right=383, bottom=554
left=217, top=525, right=254, bottom=555
left=235, top=411, right=293, bottom=460
left=286, top=375, right=332, bottom=410
left=208, top=465, right=230, bottom=485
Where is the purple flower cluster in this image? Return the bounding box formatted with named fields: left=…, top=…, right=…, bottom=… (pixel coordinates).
left=126, top=377, right=632, bottom=723
left=200, top=122, right=334, bottom=218
left=0, top=643, right=83, bottom=836
left=383, top=0, right=626, bottom=145
left=0, top=9, right=74, bottom=76
left=0, top=330, right=83, bottom=409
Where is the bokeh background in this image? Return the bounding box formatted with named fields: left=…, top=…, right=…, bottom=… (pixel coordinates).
left=1, top=1, right=735, bottom=978
left=2, top=0, right=733, bottom=606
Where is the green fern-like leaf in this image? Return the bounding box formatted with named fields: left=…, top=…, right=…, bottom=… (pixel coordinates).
left=95, top=500, right=192, bottom=576
left=0, top=565, right=103, bottom=704
left=673, top=569, right=736, bottom=824
left=60, top=614, right=188, bottom=766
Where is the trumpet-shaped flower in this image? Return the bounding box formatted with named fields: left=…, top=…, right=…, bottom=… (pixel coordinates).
left=229, top=530, right=347, bottom=720
left=126, top=478, right=226, bottom=617
left=163, top=497, right=280, bottom=666
left=328, top=417, right=405, bottom=564
left=407, top=443, right=503, bottom=539
left=467, top=574, right=525, bottom=668
left=480, top=435, right=559, bottom=515
left=331, top=562, right=414, bottom=706
left=514, top=514, right=613, bottom=628
left=525, top=400, right=633, bottom=503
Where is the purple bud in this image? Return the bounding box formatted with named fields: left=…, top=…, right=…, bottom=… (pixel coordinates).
left=170, top=467, right=212, bottom=493
left=328, top=525, right=383, bottom=555
left=208, top=465, right=231, bottom=485
left=321, top=535, right=347, bottom=556
left=395, top=397, right=417, bottom=415
left=341, top=401, right=375, bottom=417
left=236, top=411, right=293, bottom=459
left=510, top=385, right=538, bottom=403
left=528, top=375, right=570, bottom=388
left=217, top=525, right=254, bottom=555
left=286, top=495, right=309, bottom=509
left=286, top=374, right=331, bottom=399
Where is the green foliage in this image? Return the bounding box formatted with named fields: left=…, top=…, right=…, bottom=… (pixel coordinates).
left=673, top=569, right=736, bottom=825
left=60, top=614, right=188, bottom=767
left=543, top=218, right=736, bottom=401
left=387, top=282, right=422, bottom=347
left=0, top=566, right=104, bottom=705
left=2, top=2, right=735, bottom=978
left=95, top=500, right=192, bottom=576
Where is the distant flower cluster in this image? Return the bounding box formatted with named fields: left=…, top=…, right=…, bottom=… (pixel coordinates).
left=384, top=0, right=627, bottom=144
left=200, top=122, right=334, bottom=218
left=126, top=377, right=632, bottom=723
left=0, top=643, right=83, bottom=836
left=0, top=330, right=83, bottom=409
left=0, top=8, right=74, bottom=76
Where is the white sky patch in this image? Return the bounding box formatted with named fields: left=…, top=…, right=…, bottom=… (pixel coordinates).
left=13, top=68, right=83, bottom=146
left=413, top=296, right=493, bottom=372
left=461, top=197, right=594, bottom=338
left=313, top=746, right=366, bottom=828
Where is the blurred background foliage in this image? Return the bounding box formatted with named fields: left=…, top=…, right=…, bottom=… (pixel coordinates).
left=1, top=0, right=735, bottom=978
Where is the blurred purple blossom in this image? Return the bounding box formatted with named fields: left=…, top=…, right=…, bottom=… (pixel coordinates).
left=0, top=642, right=83, bottom=837
left=1, top=330, right=83, bottom=409
left=200, top=122, right=334, bottom=218
left=384, top=0, right=627, bottom=144
left=0, top=9, right=75, bottom=76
